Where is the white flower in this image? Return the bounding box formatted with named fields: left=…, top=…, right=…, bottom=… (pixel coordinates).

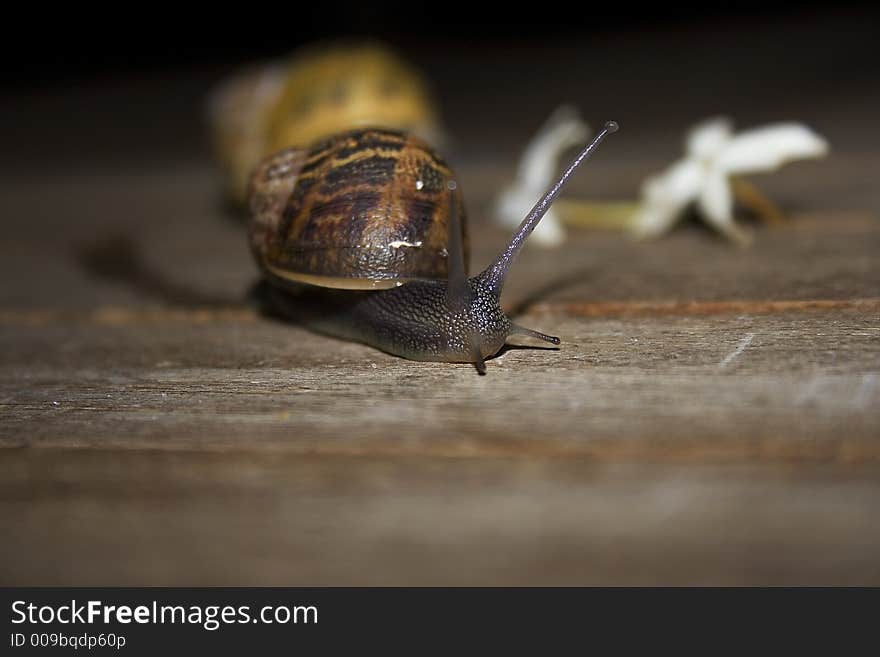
left=494, top=105, right=591, bottom=246
left=632, top=117, right=829, bottom=245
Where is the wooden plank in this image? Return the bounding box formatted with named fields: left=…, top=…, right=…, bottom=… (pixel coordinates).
left=1, top=307, right=877, bottom=455
left=1, top=450, right=878, bottom=586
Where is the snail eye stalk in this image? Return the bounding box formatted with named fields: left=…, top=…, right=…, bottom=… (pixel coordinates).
left=480, top=120, right=619, bottom=298
left=445, top=180, right=469, bottom=311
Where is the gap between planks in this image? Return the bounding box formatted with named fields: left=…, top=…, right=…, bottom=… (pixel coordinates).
left=0, top=297, right=878, bottom=326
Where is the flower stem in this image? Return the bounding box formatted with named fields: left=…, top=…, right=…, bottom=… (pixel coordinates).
left=731, top=178, right=787, bottom=225
left=554, top=199, right=640, bottom=231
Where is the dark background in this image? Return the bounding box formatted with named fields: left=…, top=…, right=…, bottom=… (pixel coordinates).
left=2, top=1, right=878, bottom=180
left=3, top=1, right=877, bottom=90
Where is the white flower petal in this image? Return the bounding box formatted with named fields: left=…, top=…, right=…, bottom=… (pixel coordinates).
left=519, top=113, right=590, bottom=189
left=643, top=159, right=705, bottom=205
left=495, top=187, right=530, bottom=228
left=718, top=123, right=829, bottom=174
left=631, top=201, right=681, bottom=238
left=528, top=209, right=567, bottom=246
left=494, top=188, right=568, bottom=246
left=697, top=169, right=751, bottom=245
left=633, top=160, right=705, bottom=237
left=697, top=168, right=732, bottom=224
left=493, top=105, right=590, bottom=246
left=686, top=117, right=734, bottom=160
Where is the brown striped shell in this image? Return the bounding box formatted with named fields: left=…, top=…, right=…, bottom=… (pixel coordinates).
left=208, top=42, right=442, bottom=205
left=249, top=128, right=467, bottom=290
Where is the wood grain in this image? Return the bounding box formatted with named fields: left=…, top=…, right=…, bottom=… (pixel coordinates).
left=1, top=23, right=879, bottom=584
left=2, top=451, right=878, bottom=585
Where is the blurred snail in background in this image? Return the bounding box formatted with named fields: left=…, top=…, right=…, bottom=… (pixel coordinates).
left=208, top=42, right=441, bottom=205
left=248, top=123, right=618, bottom=374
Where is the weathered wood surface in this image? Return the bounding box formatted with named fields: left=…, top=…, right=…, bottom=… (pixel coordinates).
left=2, top=453, right=878, bottom=585
left=1, top=19, right=879, bottom=584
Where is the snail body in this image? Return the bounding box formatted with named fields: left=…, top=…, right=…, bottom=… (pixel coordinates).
left=249, top=123, right=618, bottom=373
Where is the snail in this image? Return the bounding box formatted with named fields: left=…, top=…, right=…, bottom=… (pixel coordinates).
left=248, top=121, right=618, bottom=374
left=208, top=42, right=440, bottom=205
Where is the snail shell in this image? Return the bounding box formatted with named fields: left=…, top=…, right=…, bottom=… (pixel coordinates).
left=265, top=43, right=440, bottom=155
left=249, top=128, right=467, bottom=290
left=246, top=118, right=619, bottom=371
left=209, top=42, right=441, bottom=205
